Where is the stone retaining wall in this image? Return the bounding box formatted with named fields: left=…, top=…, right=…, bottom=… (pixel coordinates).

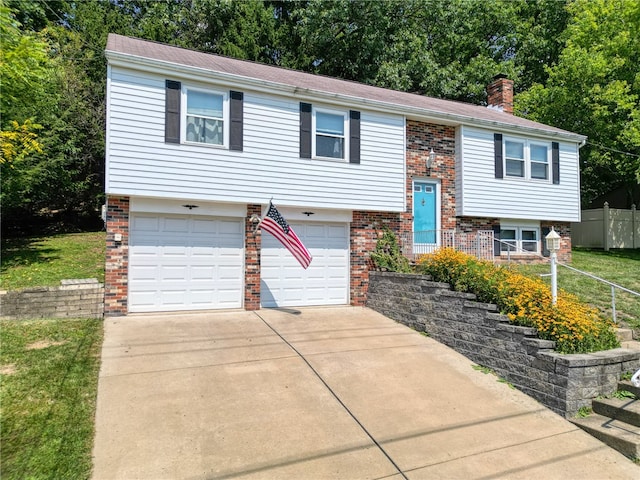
left=0, top=279, right=104, bottom=319
left=366, top=271, right=640, bottom=417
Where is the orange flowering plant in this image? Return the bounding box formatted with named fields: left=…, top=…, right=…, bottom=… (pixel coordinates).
left=417, top=248, right=619, bottom=354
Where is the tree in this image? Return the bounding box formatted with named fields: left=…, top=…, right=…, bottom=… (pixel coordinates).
left=1, top=2, right=106, bottom=234
left=0, top=1, right=51, bottom=114
left=516, top=0, right=640, bottom=206
left=293, top=0, right=521, bottom=103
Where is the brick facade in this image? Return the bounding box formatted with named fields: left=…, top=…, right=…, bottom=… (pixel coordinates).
left=245, top=204, right=262, bottom=310
left=104, top=195, right=130, bottom=316
left=406, top=120, right=457, bottom=230
left=405, top=119, right=572, bottom=264
left=350, top=211, right=402, bottom=305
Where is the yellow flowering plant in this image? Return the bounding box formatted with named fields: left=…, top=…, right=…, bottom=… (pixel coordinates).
left=417, top=248, right=618, bottom=353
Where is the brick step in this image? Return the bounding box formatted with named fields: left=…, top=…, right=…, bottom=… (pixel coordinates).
left=571, top=414, right=640, bottom=459
left=619, top=380, right=640, bottom=398
left=592, top=397, right=640, bottom=427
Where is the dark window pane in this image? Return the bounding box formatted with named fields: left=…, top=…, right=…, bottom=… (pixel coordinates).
left=506, top=159, right=524, bottom=177
left=316, top=135, right=343, bottom=158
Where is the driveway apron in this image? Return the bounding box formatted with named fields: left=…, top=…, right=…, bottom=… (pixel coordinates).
left=92, top=307, right=638, bottom=479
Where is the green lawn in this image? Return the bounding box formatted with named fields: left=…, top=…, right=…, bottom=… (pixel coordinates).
left=1, top=232, right=106, bottom=479
left=0, top=318, right=103, bottom=480
left=517, top=248, right=640, bottom=331
left=1, top=232, right=106, bottom=290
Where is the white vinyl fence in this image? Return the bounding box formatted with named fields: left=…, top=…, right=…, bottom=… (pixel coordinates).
left=572, top=203, right=639, bottom=250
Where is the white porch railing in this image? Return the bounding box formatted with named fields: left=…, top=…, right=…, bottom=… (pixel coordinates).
left=400, top=230, right=495, bottom=261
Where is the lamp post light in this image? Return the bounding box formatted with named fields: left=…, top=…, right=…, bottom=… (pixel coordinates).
left=545, top=227, right=561, bottom=305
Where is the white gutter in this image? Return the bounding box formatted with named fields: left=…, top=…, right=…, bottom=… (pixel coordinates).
left=105, top=50, right=587, bottom=144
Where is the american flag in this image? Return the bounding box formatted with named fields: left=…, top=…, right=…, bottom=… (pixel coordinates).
left=260, top=202, right=313, bottom=269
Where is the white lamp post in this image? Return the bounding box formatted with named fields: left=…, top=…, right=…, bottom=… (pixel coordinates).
left=545, top=227, right=561, bottom=305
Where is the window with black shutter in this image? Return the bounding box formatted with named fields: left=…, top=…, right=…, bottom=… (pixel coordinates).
left=165, top=80, right=181, bottom=143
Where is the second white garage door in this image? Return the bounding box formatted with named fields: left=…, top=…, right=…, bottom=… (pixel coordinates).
left=129, top=214, right=244, bottom=312
left=261, top=222, right=349, bottom=307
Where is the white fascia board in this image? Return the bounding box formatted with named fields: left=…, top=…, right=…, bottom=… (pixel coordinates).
left=105, top=50, right=587, bottom=144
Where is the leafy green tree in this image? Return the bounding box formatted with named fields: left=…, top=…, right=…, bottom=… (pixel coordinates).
left=516, top=0, right=640, bottom=206
left=1, top=2, right=54, bottom=229
left=0, top=1, right=51, bottom=114
left=512, top=0, right=571, bottom=91
left=294, top=0, right=521, bottom=103
left=1, top=2, right=105, bottom=234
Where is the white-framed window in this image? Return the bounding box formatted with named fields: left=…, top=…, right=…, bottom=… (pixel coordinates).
left=183, top=87, right=228, bottom=147
left=504, top=138, right=550, bottom=181
left=313, top=108, right=348, bottom=160
left=500, top=223, right=540, bottom=254
left=530, top=143, right=549, bottom=180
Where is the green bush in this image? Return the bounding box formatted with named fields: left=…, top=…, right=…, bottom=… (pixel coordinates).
left=369, top=227, right=412, bottom=273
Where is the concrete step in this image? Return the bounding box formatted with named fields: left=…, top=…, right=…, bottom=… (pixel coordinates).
left=621, top=339, right=640, bottom=351
left=593, top=397, right=640, bottom=427
left=571, top=414, right=640, bottom=459
left=619, top=380, right=640, bottom=398
left=616, top=328, right=634, bottom=342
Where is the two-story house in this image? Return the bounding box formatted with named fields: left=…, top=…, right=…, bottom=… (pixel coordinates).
left=104, top=34, right=585, bottom=316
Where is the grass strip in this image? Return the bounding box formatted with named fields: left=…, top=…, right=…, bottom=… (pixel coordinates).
left=517, top=248, right=640, bottom=330
left=0, top=318, right=103, bottom=480
left=1, top=232, right=106, bottom=290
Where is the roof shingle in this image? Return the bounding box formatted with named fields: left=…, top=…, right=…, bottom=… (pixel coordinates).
left=105, top=34, right=583, bottom=140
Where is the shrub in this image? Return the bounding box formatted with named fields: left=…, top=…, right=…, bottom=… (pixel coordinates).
left=417, top=248, right=619, bottom=353
left=369, top=227, right=412, bottom=273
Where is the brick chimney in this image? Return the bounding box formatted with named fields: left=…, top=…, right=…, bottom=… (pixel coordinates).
left=487, top=74, right=514, bottom=114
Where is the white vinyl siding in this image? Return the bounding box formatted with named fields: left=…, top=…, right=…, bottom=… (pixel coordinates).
left=106, top=66, right=405, bottom=212
left=457, top=126, right=581, bottom=222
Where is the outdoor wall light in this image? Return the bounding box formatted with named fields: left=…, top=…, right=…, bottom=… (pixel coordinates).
left=427, top=148, right=436, bottom=169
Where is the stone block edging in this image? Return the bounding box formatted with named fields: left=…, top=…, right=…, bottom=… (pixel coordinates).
left=0, top=279, right=104, bottom=319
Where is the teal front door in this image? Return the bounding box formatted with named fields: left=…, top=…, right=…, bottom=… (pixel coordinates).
left=413, top=182, right=437, bottom=244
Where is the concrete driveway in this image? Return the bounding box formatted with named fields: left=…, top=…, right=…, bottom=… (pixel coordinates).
left=92, top=307, right=637, bottom=479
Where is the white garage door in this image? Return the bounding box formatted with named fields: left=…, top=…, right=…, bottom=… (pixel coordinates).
left=261, top=222, right=349, bottom=307
left=129, top=214, right=244, bottom=312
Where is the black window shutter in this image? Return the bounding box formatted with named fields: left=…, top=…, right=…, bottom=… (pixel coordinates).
left=165, top=80, right=181, bottom=143
left=552, top=142, right=560, bottom=184
left=230, top=91, right=243, bottom=151
left=349, top=110, right=361, bottom=164
left=541, top=226, right=551, bottom=257
left=494, top=133, right=503, bottom=179
left=492, top=225, right=501, bottom=257
left=300, top=102, right=312, bottom=158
